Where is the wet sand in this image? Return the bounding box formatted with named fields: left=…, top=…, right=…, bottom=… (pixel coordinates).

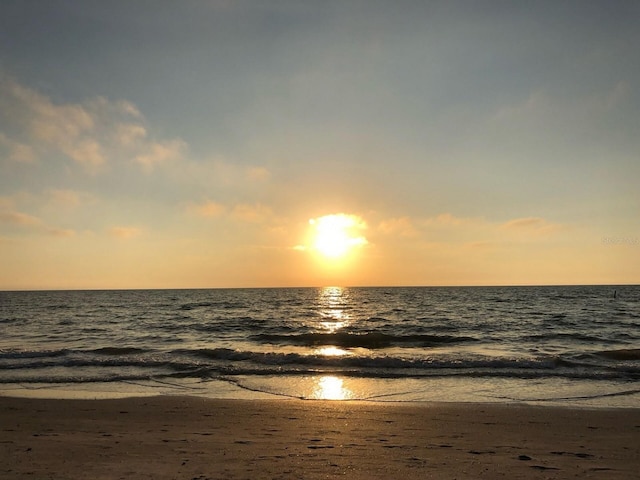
left=1, top=396, right=639, bottom=479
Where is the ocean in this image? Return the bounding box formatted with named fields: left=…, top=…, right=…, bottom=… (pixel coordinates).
left=1, top=285, right=639, bottom=407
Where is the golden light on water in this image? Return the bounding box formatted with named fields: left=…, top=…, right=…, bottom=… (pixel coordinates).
left=315, top=346, right=350, bottom=357
left=312, top=376, right=353, bottom=400
left=308, top=289, right=354, bottom=399
left=317, top=286, right=352, bottom=333
left=320, top=321, right=347, bottom=333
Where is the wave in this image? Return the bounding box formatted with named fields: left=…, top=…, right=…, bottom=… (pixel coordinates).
left=176, top=348, right=638, bottom=380
left=0, top=372, right=159, bottom=384
left=0, top=349, right=70, bottom=359
left=45, top=304, right=72, bottom=310
left=249, top=332, right=477, bottom=348
left=0, top=317, right=23, bottom=324
left=593, top=348, right=640, bottom=361
left=523, top=333, right=619, bottom=344
left=186, top=347, right=560, bottom=371
left=2, top=356, right=636, bottom=384
left=0, top=346, right=560, bottom=373
left=178, top=301, right=243, bottom=311
left=92, top=347, right=150, bottom=356
left=2, top=342, right=639, bottom=385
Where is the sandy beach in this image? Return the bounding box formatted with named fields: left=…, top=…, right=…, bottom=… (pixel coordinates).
left=1, top=396, right=638, bottom=479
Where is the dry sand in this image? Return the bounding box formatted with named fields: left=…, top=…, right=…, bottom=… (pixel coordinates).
left=1, top=396, right=639, bottom=479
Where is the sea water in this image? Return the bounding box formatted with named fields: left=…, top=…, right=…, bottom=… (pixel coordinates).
left=1, top=286, right=639, bottom=407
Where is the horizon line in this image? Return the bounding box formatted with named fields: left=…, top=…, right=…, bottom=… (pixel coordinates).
left=1, top=283, right=637, bottom=293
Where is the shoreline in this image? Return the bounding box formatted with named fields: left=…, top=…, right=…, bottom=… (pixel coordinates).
left=3, top=373, right=640, bottom=408
left=2, top=395, right=639, bottom=479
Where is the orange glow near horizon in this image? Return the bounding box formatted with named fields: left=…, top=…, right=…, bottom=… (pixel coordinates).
left=317, top=285, right=352, bottom=332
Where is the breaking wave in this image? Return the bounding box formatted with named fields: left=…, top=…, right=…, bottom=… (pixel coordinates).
left=1, top=346, right=639, bottom=384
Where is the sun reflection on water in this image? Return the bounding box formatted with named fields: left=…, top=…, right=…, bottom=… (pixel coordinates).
left=315, top=346, right=350, bottom=357
left=311, top=376, right=353, bottom=400
left=318, top=286, right=351, bottom=333
left=319, top=320, right=347, bottom=333
left=308, top=289, right=355, bottom=400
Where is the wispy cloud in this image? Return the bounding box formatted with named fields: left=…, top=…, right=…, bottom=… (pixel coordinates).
left=186, top=200, right=226, bottom=218
left=0, top=211, right=41, bottom=226
left=187, top=200, right=274, bottom=223
left=374, top=212, right=565, bottom=252
left=377, top=216, right=418, bottom=237
left=115, top=123, right=147, bottom=147
left=46, top=227, right=76, bottom=238
left=134, top=139, right=186, bottom=172
left=0, top=133, right=37, bottom=163
left=230, top=203, right=273, bottom=223
left=5, top=76, right=104, bottom=171
left=0, top=208, right=77, bottom=237
left=108, top=226, right=143, bottom=239
left=500, top=217, right=563, bottom=236
left=0, top=75, right=186, bottom=174
left=245, top=166, right=271, bottom=182
left=191, top=159, right=272, bottom=186
left=422, top=213, right=483, bottom=228
left=46, top=189, right=84, bottom=208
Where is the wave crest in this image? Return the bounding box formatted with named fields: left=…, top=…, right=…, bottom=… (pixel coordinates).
left=250, top=332, right=476, bottom=349
left=594, top=348, right=640, bottom=361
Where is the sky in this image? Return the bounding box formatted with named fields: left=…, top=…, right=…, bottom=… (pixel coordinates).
left=0, top=0, right=638, bottom=290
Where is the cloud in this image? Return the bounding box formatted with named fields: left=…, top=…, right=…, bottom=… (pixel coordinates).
left=46, top=227, right=76, bottom=238
left=245, top=166, right=271, bottom=182
left=109, top=226, right=143, bottom=239
left=495, top=85, right=626, bottom=125
left=0, top=75, right=186, bottom=174
left=134, top=139, right=186, bottom=172
left=377, top=216, right=418, bottom=237
left=46, top=189, right=82, bottom=207
left=187, top=200, right=226, bottom=218
left=0, top=190, right=92, bottom=241
left=187, top=200, right=274, bottom=223
left=115, top=123, right=147, bottom=147
left=231, top=203, right=273, bottom=223
left=374, top=212, right=564, bottom=253
left=489, top=80, right=636, bottom=152
left=464, top=241, right=495, bottom=250
left=493, top=90, right=551, bottom=121
left=500, top=217, right=562, bottom=236
left=221, top=161, right=271, bottom=185
left=3, top=76, right=103, bottom=170
left=0, top=211, right=41, bottom=226
left=502, top=217, right=545, bottom=229
left=110, top=99, right=142, bottom=118
left=0, top=133, right=36, bottom=163
left=422, top=213, right=482, bottom=228
left=0, top=208, right=76, bottom=238
left=64, top=139, right=106, bottom=169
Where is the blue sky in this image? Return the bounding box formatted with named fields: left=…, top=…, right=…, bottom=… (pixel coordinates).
left=1, top=1, right=638, bottom=289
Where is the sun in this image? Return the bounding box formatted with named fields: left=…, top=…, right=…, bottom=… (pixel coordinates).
left=309, top=214, right=368, bottom=260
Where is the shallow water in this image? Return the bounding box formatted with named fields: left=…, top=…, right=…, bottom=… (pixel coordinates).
left=1, top=286, right=639, bottom=406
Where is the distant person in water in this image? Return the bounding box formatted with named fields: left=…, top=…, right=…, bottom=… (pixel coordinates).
left=614, top=290, right=617, bottom=299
